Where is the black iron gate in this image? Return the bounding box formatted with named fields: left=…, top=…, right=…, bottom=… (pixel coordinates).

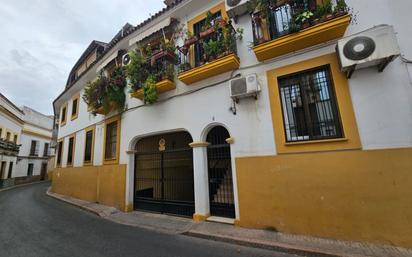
left=134, top=132, right=195, bottom=217
left=207, top=127, right=235, bottom=218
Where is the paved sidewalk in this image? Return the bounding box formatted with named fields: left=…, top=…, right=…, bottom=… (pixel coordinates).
left=46, top=188, right=412, bottom=257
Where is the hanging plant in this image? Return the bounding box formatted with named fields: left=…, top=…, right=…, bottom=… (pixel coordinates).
left=143, top=74, right=158, bottom=104
left=83, top=67, right=126, bottom=116
left=127, top=50, right=149, bottom=92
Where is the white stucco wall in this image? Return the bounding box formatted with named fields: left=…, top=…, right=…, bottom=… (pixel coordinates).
left=53, top=0, right=412, bottom=216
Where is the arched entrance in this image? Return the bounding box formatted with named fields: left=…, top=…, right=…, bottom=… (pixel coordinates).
left=206, top=126, right=235, bottom=218
left=134, top=131, right=194, bottom=217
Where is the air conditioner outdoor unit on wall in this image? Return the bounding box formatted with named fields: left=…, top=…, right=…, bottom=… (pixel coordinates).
left=122, top=53, right=131, bottom=66
left=230, top=74, right=260, bottom=101
left=225, top=0, right=249, bottom=19
left=336, top=25, right=400, bottom=78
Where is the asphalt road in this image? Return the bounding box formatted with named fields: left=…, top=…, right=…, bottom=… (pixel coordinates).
left=0, top=183, right=299, bottom=257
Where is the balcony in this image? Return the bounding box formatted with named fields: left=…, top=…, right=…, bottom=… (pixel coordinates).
left=177, top=21, right=241, bottom=85
left=131, top=79, right=176, bottom=100
left=0, top=138, right=20, bottom=155
left=251, top=0, right=351, bottom=62
left=129, top=49, right=177, bottom=102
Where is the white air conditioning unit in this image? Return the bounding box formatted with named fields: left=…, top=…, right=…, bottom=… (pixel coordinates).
left=122, top=53, right=131, bottom=66
left=230, top=74, right=260, bottom=101
left=226, top=0, right=249, bottom=19
left=336, top=25, right=400, bottom=78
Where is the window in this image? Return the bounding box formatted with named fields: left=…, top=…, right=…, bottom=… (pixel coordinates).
left=0, top=162, right=6, bottom=179
left=30, top=140, right=39, bottom=156
left=6, top=132, right=11, bottom=141
left=193, top=11, right=222, bottom=66
left=60, top=104, right=67, bottom=126
left=67, top=136, right=75, bottom=166
left=104, top=116, right=120, bottom=164
left=71, top=96, right=79, bottom=120
left=84, top=127, right=95, bottom=164
left=8, top=162, right=13, bottom=178
left=43, top=143, right=49, bottom=157
left=27, top=163, right=34, bottom=176
left=0, top=128, right=2, bottom=139
left=278, top=65, right=342, bottom=142
left=13, top=135, right=18, bottom=144
left=56, top=140, right=63, bottom=167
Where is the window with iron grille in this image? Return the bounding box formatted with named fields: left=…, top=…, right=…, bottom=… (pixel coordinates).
left=105, top=121, right=118, bottom=160
left=43, top=143, right=49, bottom=157
left=27, top=163, right=34, bottom=176
left=72, top=98, right=78, bottom=117
left=29, top=140, right=39, bottom=156
left=67, top=137, right=74, bottom=165
left=193, top=11, right=222, bottom=66
left=61, top=106, right=67, bottom=124
left=84, top=130, right=94, bottom=163
left=278, top=65, right=343, bottom=142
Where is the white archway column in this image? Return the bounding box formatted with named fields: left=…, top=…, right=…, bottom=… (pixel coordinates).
left=190, top=141, right=210, bottom=221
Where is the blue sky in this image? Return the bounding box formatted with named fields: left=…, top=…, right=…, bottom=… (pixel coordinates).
left=0, top=0, right=165, bottom=115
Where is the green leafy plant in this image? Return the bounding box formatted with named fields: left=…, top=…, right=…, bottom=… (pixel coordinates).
left=83, top=67, right=126, bottom=115
left=295, top=11, right=314, bottom=25
left=127, top=50, right=148, bottom=91
left=83, top=76, right=106, bottom=115
left=202, top=11, right=214, bottom=31
left=335, top=0, right=349, bottom=14
left=247, top=0, right=270, bottom=16
left=143, top=74, right=158, bottom=104
left=203, top=39, right=221, bottom=59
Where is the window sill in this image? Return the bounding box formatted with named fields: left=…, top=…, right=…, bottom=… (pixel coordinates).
left=71, top=114, right=78, bottom=121
left=284, top=138, right=348, bottom=146
left=83, top=161, right=93, bottom=166
left=103, top=159, right=118, bottom=165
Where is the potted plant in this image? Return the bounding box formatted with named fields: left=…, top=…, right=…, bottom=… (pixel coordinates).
left=334, top=0, right=349, bottom=16
left=126, top=50, right=148, bottom=92
left=321, top=0, right=334, bottom=20
left=184, top=30, right=198, bottom=47
left=179, top=63, right=191, bottom=72
left=203, top=39, right=221, bottom=62
left=143, top=74, right=158, bottom=104
left=288, top=19, right=301, bottom=34
left=295, top=10, right=314, bottom=30
left=83, top=66, right=126, bottom=115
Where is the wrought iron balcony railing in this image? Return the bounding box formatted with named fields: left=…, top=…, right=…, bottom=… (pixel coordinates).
left=251, top=0, right=348, bottom=46
left=177, top=22, right=238, bottom=73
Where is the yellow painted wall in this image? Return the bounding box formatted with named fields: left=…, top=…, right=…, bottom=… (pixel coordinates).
left=236, top=147, right=412, bottom=248
left=52, top=164, right=127, bottom=211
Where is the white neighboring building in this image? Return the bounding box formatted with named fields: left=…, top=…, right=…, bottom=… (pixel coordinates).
left=0, top=93, right=23, bottom=184
left=15, top=107, right=54, bottom=180
left=0, top=93, right=54, bottom=186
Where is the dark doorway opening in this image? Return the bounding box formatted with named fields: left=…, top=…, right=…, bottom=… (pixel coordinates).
left=134, top=132, right=195, bottom=217
left=206, top=126, right=235, bottom=218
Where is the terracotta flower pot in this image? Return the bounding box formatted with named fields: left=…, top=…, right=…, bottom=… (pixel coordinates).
left=184, top=36, right=199, bottom=47
left=200, top=27, right=215, bottom=38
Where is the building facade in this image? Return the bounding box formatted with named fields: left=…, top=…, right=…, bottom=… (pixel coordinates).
left=0, top=94, right=54, bottom=187
left=51, top=0, right=412, bottom=248
left=15, top=106, right=54, bottom=180
left=0, top=93, right=23, bottom=186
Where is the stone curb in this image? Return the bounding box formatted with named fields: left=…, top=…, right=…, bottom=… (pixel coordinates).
left=45, top=188, right=344, bottom=257
left=46, top=187, right=104, bottom=217
left=183, top=231, right=343, bottom=257
left=0, top=180, right=49, bottom=193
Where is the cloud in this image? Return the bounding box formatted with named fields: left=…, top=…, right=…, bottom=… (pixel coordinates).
left=0, top=0, right=165, bottom=115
